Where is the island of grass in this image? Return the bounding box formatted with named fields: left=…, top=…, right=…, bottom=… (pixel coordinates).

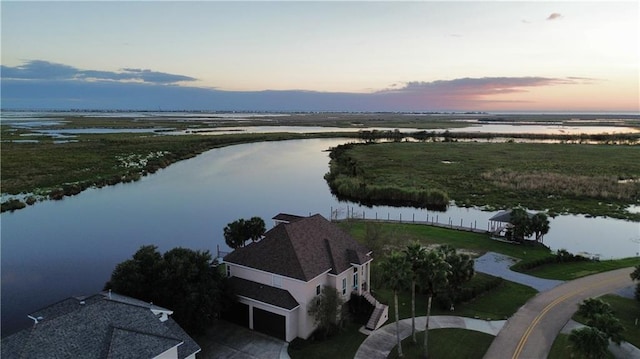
left=324, top=142, right=640, bottom=220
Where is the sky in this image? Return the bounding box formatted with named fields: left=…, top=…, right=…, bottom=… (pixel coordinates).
left=1, top=1, right=639, bottom=112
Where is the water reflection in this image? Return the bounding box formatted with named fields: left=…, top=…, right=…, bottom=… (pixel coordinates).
left=1, top=137, right=638, bottom=336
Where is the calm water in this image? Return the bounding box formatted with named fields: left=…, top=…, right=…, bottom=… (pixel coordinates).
left=1, top=138, right=638, bottom=335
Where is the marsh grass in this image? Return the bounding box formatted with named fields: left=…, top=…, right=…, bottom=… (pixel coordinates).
left=325, top=142, right=640, bottom=220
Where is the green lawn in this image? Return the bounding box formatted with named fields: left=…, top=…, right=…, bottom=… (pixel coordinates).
left=288, top=322, right=366, bottom=359
left=522, top=258, right=640, bottom=280
left=548, top=333, right=615, bottom=359
left=375, top=273, right=537, bottom=321
left=342, top=220, right=553, bottom=262
left=601, top=294, right=640, bottom=348
left=387, top=329, right=494, bottom=359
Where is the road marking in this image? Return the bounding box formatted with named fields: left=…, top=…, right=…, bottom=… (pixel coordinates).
left=511, top=273, right=627, bottom=359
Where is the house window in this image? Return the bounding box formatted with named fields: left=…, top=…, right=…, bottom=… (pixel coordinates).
left=353, top=272, right=358, bottom=289
left=226, top=265, right=231, bottom=278
left=342, top=278, right=347, bottom=295
left=316, top=285, right=321, bottom=296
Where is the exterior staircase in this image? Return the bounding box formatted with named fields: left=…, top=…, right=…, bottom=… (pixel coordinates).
left=363, top=291, right=388, bottom=331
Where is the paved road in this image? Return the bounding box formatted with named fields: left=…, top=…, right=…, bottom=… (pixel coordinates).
left=483, top=267, right=635, bottom=359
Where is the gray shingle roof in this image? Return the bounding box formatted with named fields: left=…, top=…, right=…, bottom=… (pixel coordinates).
left=489, top=209, right=534, bottom=223
left=225, top=214, right=372, bottom=281
left=228, top=277, right=299, bottom=310
left=1, top=292, right=200, bottom=359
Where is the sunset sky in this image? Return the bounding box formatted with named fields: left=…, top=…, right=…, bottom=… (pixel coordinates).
left=1, top=1, right=638, bottom=112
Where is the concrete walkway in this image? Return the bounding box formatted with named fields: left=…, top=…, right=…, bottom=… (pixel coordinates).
left=354, top=316, right=505, bottom=359
left=474, top=252, right=563, bottom=292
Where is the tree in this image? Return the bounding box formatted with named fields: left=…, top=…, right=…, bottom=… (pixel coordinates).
left=105, top=245, right=229, bottom=335
left=104, top=245, right=163, bottom=301
left=576, top=298, right=623, bottom=345
left=403, top=242, right=426, bottom=343
left=509, top=208, right=533, bottom=242
left=223, top=217, right=266, bottom=249
left=568, top=326, right=609, bottom=359
left=247, top=216, right=266, bottom=243
left=631, top=265, right=640, bottom=302
left=380, top=251, right=412, bottom=358
left=308, top=286, right=344, bottom=338
left=530, top=212, right=550, bottom=243
left=576, top=298, right=613, bottom=319
left=420, top=249, right=451, bottom=359
left=402, top=242, right=425, bottom=325
left=587, top=313, right=624, bottom=345
left=224, top=219, right=248, bottom=249
left=438, top=245, right=475, bottom=310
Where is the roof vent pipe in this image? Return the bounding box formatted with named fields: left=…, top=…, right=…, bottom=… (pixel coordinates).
left=27, top=315, right=43, bottom=327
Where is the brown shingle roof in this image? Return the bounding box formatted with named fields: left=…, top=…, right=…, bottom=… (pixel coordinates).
left=224, top=214, right=371, bottom=281
left=228, top=277, right=299, bottom=310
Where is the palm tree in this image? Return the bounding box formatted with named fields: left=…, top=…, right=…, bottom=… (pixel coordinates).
left=588, top=313, right=624, bottom=345
left=509, top=207, right=533, bottom=242
left=576, top=297, right=623, bottom=345
left=530, top=212, right=550, bottom=243
left=380, top=251, right=412, bottom=358
left=247, top=216, right=266, bottom=242
left=631, top=265, right=640, bottom=301
left=631, top=264, right=640, bottom=281
left=576, top=298, right=613, bottom=319
left=438, top=245, right=475, bottom=310
left=568, top=327, right=609, bottom=359
left=403, top=242, right=426, bottom=343
left=420, top=249, right=451, bottom=359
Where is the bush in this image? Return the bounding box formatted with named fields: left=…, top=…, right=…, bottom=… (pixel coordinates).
left=435, top=276, right=504, bottom=309
left=1, top=199, right=26, bottom=212
left=511, top=248, right=590, bottom=272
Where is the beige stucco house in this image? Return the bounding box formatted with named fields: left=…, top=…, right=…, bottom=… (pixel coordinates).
left=223, top=213, right=387, bottom=342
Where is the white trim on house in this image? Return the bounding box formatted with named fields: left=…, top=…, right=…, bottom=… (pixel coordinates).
left=236, top=295, right=300, bottom=312
left=224, top=261, right=331, bottom=284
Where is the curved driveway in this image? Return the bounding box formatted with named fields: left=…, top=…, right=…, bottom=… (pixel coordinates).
left=483, top=267, right=635, bottom=359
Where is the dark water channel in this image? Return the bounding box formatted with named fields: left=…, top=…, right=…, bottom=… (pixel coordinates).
left=1, top=138, right=638, bottom=335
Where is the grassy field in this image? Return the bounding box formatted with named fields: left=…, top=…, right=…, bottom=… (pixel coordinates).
left=523, top=257, right=640, bottom=280
left=288, top=322, right=366, bottom=359
left=387, top=329, right=494, bottom=359
left=325, top=142, right=640, bottom=220
left=376, top=273, right=537, bottom=320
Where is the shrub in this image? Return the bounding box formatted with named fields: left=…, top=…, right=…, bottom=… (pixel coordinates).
left=1, top=199, right=26, bottom=212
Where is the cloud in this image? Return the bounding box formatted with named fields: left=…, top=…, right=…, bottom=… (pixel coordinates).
left=547, top=13, right=562, bottom=21
left=1, top=60, right=591, bottom=111
left=1, top=60, right=196, bottom=84
left=381, top=77, right=578, bottom=96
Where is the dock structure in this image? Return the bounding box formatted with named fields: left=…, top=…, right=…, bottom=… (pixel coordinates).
left=330, top=206, right=489, bottom=235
